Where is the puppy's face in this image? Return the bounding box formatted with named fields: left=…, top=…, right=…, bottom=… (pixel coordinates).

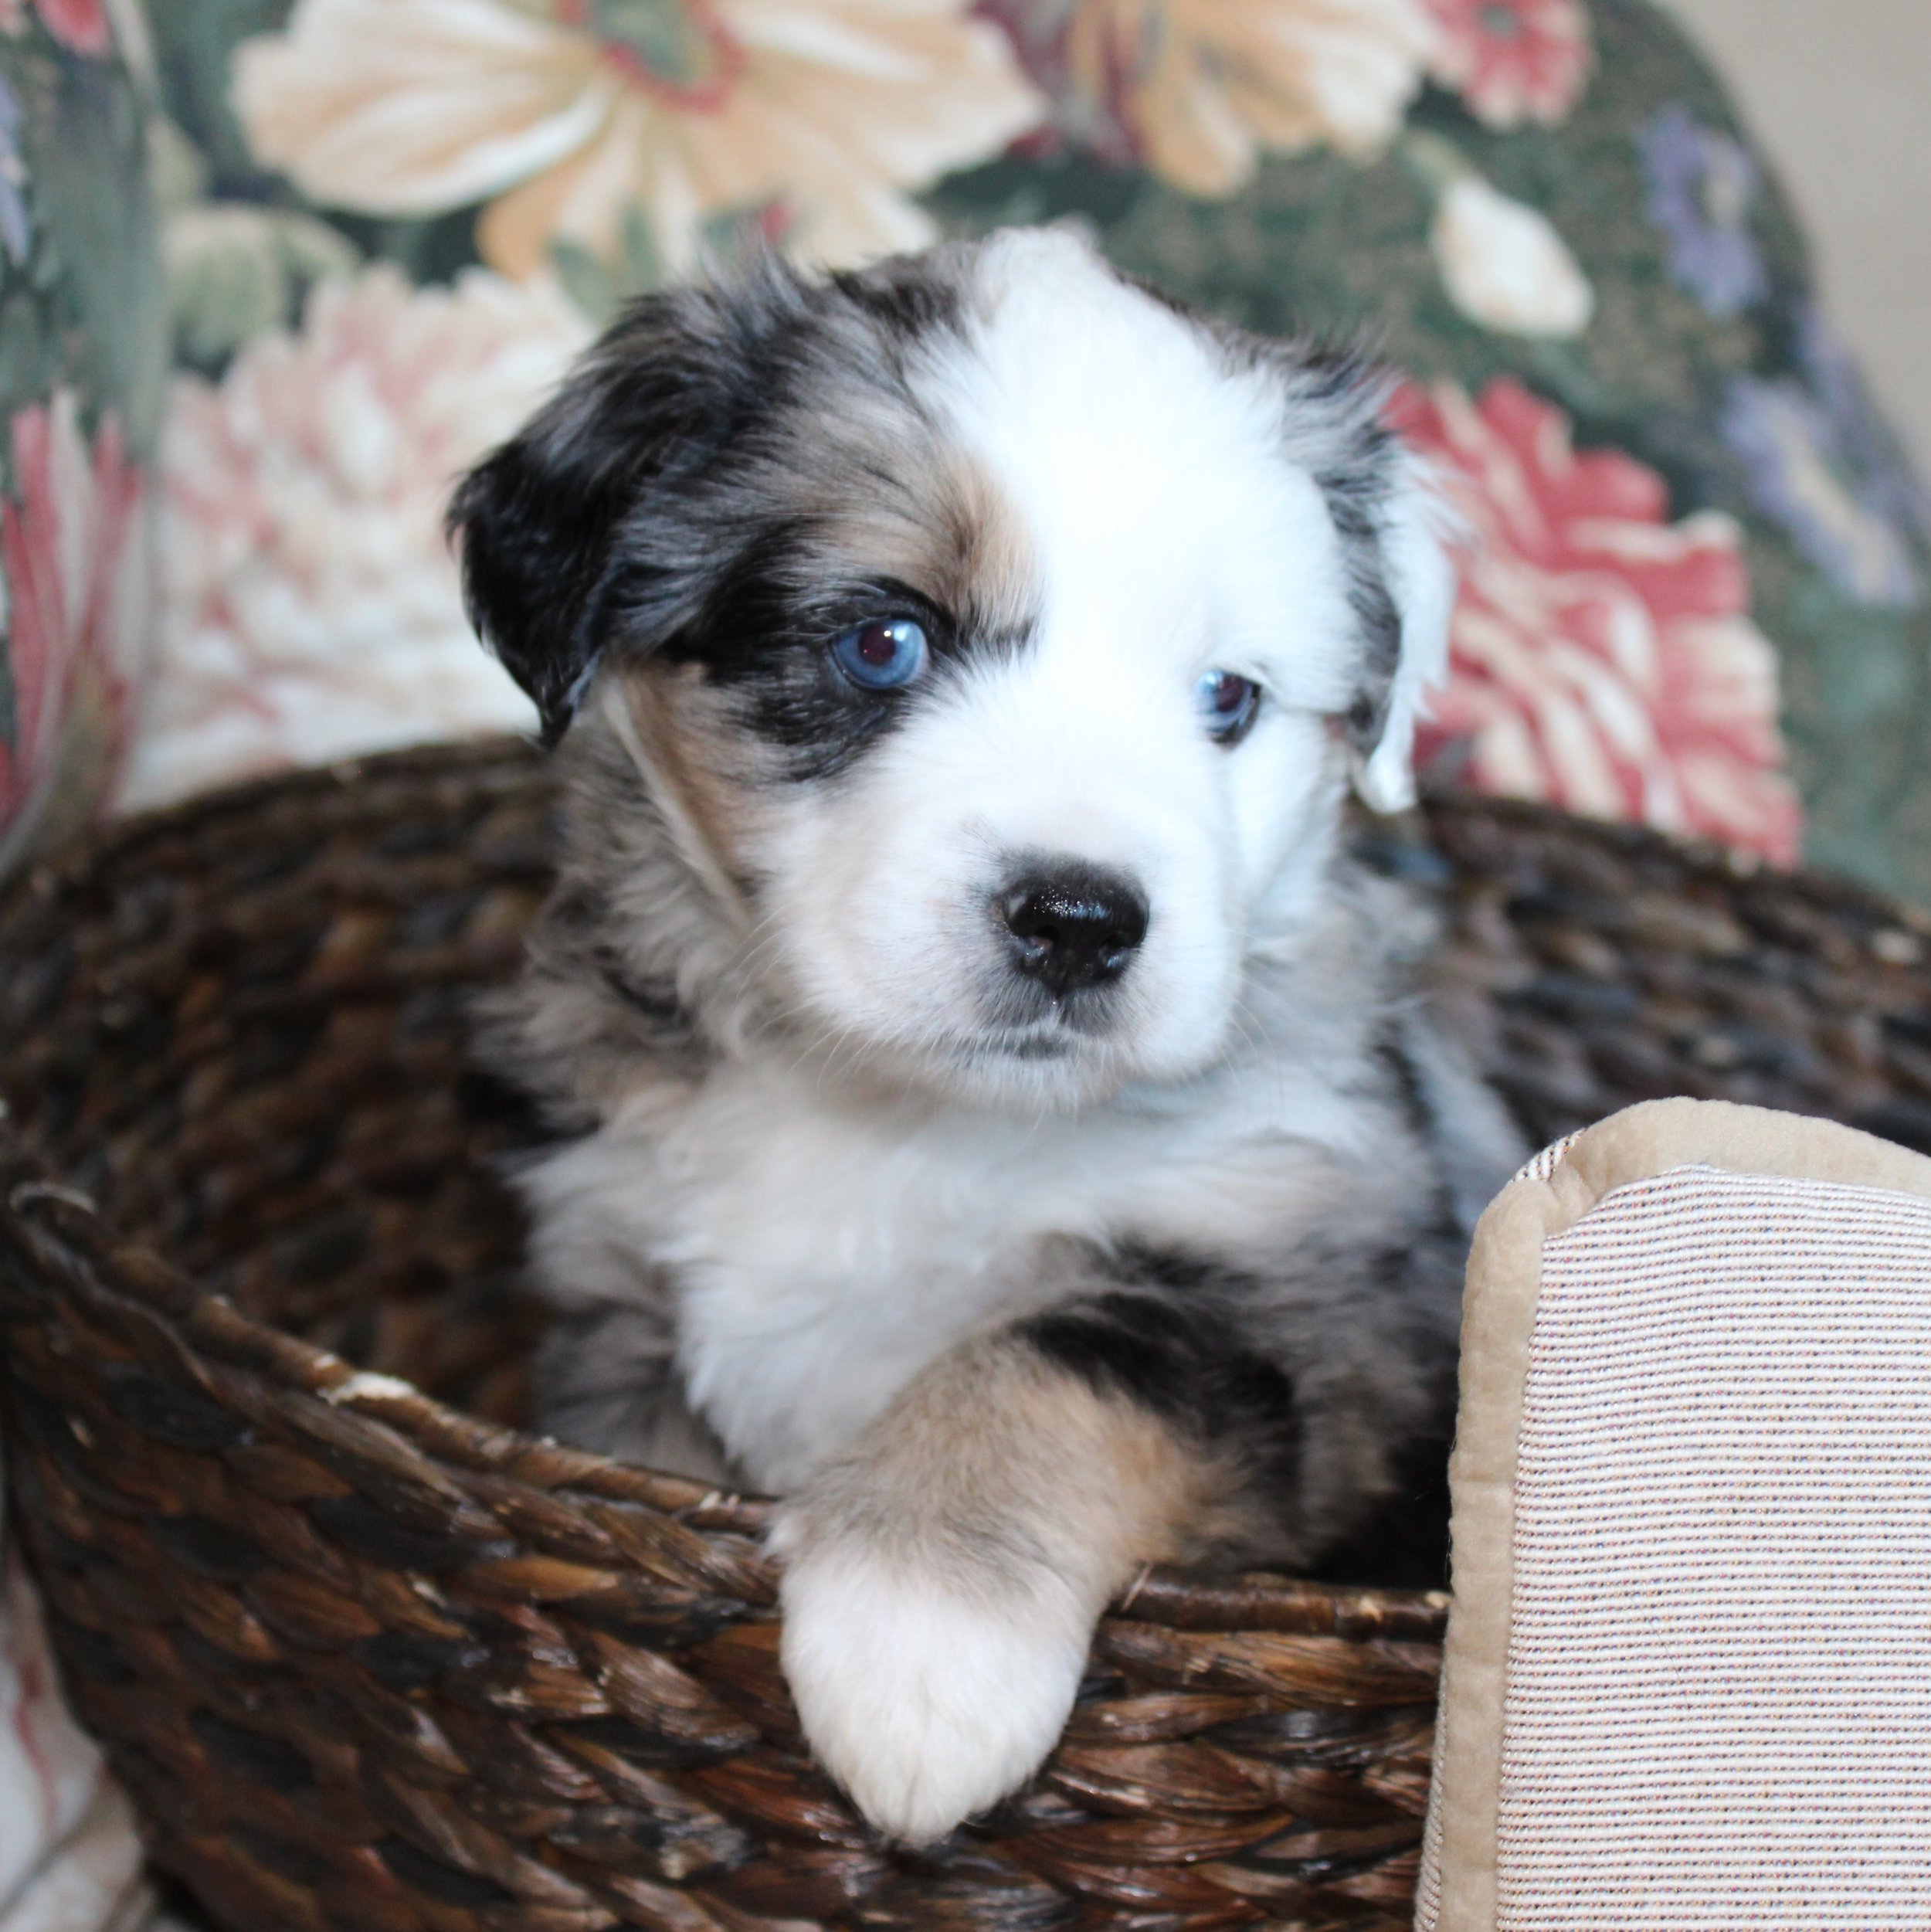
left=454, top=231, right=1450, bottom=1107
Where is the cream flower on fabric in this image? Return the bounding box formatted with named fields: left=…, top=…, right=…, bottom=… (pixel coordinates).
left=1061, top=0, right=1439, bottom=196
left=119, top=267, right=589, bottom=812
left=231, top=0, right=1044, bottom=279
left=1430, top=172, right=1593, bottom=338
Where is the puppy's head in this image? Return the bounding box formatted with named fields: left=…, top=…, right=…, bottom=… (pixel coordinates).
left=453, top=229, right=1451, bottom=1107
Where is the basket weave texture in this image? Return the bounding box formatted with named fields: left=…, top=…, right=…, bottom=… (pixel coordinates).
left=4, top=739, right=1930, bottom=1932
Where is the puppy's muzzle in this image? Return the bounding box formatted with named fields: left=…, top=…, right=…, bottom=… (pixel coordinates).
left=996, top=861, right=1149, bottom=1000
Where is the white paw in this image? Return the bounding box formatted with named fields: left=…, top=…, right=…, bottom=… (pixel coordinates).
left=772, top=1518, right=1091, bottom=1844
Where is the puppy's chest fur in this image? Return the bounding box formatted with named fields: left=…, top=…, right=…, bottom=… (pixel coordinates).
left=525, top=1042, right=1408, bottom=1495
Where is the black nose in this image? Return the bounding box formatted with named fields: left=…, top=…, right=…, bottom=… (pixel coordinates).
left=996, top=863, right=1149, bottom=998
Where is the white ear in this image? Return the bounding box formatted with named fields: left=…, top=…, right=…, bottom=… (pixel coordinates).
left=1356, top=463, right=1458, bottom=814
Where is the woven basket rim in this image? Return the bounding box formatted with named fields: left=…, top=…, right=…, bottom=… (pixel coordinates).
left=0, top=735, right=1470, bottom=1646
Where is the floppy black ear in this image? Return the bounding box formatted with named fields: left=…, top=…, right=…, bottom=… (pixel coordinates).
left=448, top=280, right=782, bottom=742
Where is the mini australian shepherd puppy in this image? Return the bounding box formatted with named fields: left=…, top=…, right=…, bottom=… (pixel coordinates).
left=450, top=227, right=1522, bottom=1845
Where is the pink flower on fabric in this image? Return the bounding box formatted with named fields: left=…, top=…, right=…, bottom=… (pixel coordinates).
left=0, top=391, right=146, bottom=861
left=121, top=267, right=588, bottom=812
left=1423, top=0, right=1591, bottom=130
left=1390, top=375, right=1802, bottom=864
left=0, top=0, right=113, bottom=54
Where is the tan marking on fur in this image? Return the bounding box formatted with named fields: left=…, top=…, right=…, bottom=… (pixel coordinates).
left=797, top=1333, right=1230, bottom=1601
left=791, top=444, right=1038, bottom=642
left=944, top=457, right=1038, bottom=637
left=613, top=663, right=763, bottom=905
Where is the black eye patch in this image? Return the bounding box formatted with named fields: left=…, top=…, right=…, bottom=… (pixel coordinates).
left=654, top=545, right=969, bottom=781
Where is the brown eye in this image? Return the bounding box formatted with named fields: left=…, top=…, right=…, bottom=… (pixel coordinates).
left=1196, top=670, right=1261, bottom=745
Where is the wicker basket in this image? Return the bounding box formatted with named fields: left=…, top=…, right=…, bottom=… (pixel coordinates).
left=4, top=740, right=1929, bottom=1932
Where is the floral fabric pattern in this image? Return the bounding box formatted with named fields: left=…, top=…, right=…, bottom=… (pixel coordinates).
left=1423, top=0, right=1591, bottom=131
left=126, top=0, right=1931, bottom=900
left=1424, top=158, right=1593, bottom=338
left=1047, top=0, right=1437, bottom=194
left=0, top=0, right=113, bottom=56
left=1394, top=375, right=1799, bottom=861
left=231, top=0, right=1044, bottom=281
left=1720, top=306, right=1926, bottom=614
left=0, top=3, right=160, bottom=875
left=2, top=393, right=148, bottom=857
left=1637, top=104, right=1765, bottom=320
left=0, top=78, right=29, bottom=264
left=121, top=266, right=581, bottom=810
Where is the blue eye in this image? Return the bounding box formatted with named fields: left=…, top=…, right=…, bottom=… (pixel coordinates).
left=831, top=616, right=928, bottom=691
left=1196, top=670, right=1261, bottom=745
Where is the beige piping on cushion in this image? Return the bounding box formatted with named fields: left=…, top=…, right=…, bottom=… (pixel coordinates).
left=1417, top=1096, right=1931, bottom=1932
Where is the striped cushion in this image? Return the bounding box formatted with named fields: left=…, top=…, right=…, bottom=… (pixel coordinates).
left=1420, top=1099, right=1931, bottom=1930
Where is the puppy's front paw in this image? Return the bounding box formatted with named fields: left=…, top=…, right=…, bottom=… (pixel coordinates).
left=772, top=1513, right=1091, bottom=1844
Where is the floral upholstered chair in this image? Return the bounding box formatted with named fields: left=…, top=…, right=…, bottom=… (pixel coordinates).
left=99, top=0, right=1931, bottom=904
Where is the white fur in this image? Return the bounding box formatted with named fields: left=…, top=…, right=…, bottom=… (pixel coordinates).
left=1360, top=458, right=1458, bottom=812
left=525, top=936, right=1403, bottom=1493
left=772, top=1520, right=1093, bottom=1845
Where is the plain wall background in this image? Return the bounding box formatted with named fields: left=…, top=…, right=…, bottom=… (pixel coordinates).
left=1666, top=0, right=1931, bottom=470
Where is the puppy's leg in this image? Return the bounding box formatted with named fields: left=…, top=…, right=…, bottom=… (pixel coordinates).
left=772, top=1296, right=1271, bottom=1844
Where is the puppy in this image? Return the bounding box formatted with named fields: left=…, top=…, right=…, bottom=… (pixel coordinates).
left=450, top=228, right=1522, bottom=1845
